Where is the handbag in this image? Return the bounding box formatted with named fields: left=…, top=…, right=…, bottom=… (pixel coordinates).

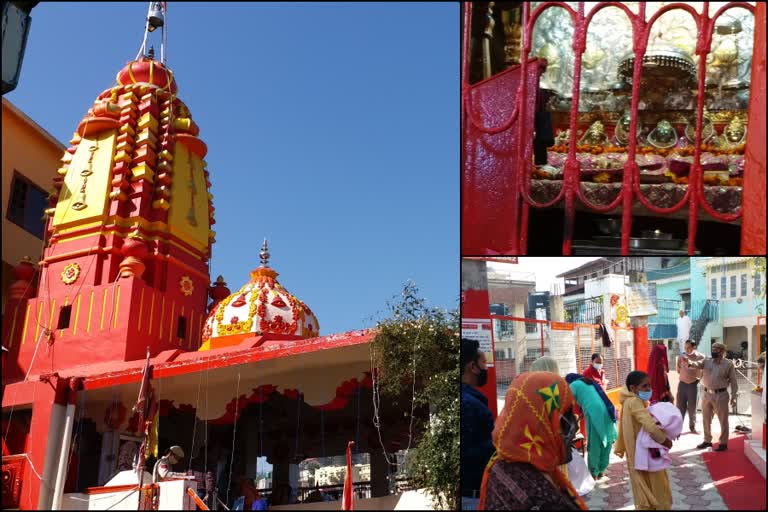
left=566, top=447, right=595, bottom=496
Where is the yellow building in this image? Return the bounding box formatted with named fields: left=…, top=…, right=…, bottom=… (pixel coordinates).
left=1, top=98, right=65, bottom=311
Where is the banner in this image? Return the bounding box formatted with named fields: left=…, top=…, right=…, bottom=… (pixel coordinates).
left=462, top=318, right=494, bottom=366
left=627, top=283, right=658, bottom=317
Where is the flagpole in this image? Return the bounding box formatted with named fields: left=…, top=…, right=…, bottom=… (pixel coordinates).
left=136, top=347, right=152, bottom=510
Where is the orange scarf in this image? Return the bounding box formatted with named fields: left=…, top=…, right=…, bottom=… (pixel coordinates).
left=479, top=372, right=588, bottom=510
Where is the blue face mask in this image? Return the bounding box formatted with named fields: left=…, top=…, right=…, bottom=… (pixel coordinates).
left=637, top=390, right=652, bottom=401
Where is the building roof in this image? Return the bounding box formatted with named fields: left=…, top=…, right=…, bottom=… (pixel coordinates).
left=646, top=262, right=690, bottom=281
left=2, top=97, right=66, bottom=152
left=557, top=258, right=610, bottom=278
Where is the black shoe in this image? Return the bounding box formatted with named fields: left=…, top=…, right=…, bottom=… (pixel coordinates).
left=696, top=442, right=712, bottom=449
left=714, top=444, right=727, bottom=451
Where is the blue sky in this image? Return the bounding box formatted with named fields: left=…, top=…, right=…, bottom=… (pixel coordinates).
left=7, top=2, right=459, bottom=334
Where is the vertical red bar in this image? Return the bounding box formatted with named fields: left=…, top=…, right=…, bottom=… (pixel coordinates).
left=634, top=325, right=649, bottom=373
left=741, top=2, right=766, bottom=254
left=462, top=259, right=498, bottom=418
left=562, top=3, right=586, bottom=255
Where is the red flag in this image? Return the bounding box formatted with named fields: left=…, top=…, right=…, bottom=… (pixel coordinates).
left=134, top=348, right=153, bottom=480
left=134, top=348, right=153, bottom=427
left=342, top=441, right=354, bottom=510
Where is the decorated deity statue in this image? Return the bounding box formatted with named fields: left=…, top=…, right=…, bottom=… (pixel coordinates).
left=684, top=110, right=715, bottom=144
left=554, top=128, right=571, bottom=146
left=646, top=119, right=677, bottom=149
left=613, top=111, right=635, bottom=146
left=578, top=120, right=609, bottom=146
left=721, top=116, right=746, bottom=147
left=538, top=42, right=562, bottom=91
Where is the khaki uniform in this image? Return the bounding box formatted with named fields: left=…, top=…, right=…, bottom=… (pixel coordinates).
left=685, top=357, right=738, bottom=446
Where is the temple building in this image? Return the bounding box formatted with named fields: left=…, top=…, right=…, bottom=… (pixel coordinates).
left=1, top=4, right=428, bottom=510
left=461, top=2, right=766, bottom=255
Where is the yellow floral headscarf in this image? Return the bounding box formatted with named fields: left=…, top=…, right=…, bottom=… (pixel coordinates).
left=479, top=371, right=587, bottom=510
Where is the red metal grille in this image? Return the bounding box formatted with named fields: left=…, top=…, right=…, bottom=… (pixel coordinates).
left=462, top=2, right=756, bottom=255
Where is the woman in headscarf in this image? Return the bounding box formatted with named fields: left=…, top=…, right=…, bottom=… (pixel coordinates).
left=647, top=344, right=673, bottom=404
left=615, top=370, right=674, bottom=510
left=479, top=372, right=587, bottom=510
left=565, top=373, right=617, bottom=480
left=531, top=355, right=560, bottom=375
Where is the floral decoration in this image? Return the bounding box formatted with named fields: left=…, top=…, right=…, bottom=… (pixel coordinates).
left=179, top=275, right=194, bottom=296
left=61, top=263, right=81, bottom=285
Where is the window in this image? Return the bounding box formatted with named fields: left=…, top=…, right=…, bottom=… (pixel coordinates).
left=7, top=172, right=47, bottom=239
left=177, top=316, right=187, bottom=340
left=602, top=268, right=609, bottom=275
left=756, top=273, right=763, bottom=297
left=741, top=274, right=747, bottom=297
left=57, top=305, right=72, bottom=330
left=720, top=277, right=727, bottom=299
left=711, top=278, right=717, bottom=300
left=730, top=276, right=736, bottom=298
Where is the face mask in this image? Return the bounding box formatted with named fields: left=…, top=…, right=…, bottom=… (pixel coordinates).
left=637, top=390, right=652, bottom=401
left=592, top=363, right=603, bottom=371
left=560, top=411, right=577, bottom=464
left=476, top=367, right=488, bottom=387
left=711, top=351, right=721, bottom=359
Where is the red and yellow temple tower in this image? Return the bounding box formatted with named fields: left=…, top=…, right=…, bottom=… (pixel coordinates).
left=5, top=55, right=215, bottom=380
left=1, top=6, right=422, bottom=511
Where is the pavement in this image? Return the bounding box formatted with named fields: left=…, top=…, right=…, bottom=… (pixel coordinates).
left=582, top=411, right=759, bottom=510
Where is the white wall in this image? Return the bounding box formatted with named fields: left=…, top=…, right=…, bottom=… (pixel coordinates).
left=585, top=274, right=627, bottom=299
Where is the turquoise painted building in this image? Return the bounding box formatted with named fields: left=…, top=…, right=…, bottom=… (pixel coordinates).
left=692, top=257, right=766, bottom=360
left=646, top=257, right=766, bottom=359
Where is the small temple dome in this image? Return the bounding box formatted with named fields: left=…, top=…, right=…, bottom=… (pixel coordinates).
left=115, top=56, right=178, bottom=94
left=200, top=241, right=319, bottom=349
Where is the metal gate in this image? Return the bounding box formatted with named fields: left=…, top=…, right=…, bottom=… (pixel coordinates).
left=461, top=2, right=758, bottom=255
left=491, top=315, right=634, bottom=396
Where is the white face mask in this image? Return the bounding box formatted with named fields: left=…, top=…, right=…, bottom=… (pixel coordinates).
left=593, top=363, right=603, bottom=371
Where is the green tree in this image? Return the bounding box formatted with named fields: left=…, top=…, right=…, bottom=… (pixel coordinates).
left=369, top=282, right=459, bottom=510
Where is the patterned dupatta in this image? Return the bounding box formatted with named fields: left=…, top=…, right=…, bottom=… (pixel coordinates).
left=478, top=371, right=588, bottom=510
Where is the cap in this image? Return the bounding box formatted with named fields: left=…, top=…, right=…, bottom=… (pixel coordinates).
left=169, top=445, right=185, bottom=459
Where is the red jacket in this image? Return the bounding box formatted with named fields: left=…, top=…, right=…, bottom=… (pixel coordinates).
left=582, top=364, right=606, bottom=388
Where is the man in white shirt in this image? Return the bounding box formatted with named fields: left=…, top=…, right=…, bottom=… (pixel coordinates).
left=676, top=310, right=691, bottom=349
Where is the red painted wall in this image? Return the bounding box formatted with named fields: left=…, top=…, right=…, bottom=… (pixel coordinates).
left=462, top=263, right=498, bottom=418
left=741, top=2, right=766, bottom=254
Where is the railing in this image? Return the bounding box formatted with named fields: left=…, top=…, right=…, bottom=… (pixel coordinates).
left=490, top=315, right=634, bottom=395
left=564, top=296, right=604, bottom=324
left=188, top=487, right=210, bottom=510
left=648, top=298, right=682, bottom=339
left=690, top=299, right=718, bottom=343
left=462, top=2, right=757, bottom=255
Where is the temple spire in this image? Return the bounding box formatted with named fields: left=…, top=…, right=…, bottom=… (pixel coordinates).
left=260, top=239, right=270, bottom=267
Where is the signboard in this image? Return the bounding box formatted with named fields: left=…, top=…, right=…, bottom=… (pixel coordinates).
left=551, top=322, right=574, bottom=331
left=462, top=318, right=494, bottom=366
left=627, top=283, right=658, bottom=316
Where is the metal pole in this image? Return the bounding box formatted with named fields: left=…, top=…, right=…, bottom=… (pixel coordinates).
left=51, top=402, right=76, bottom=510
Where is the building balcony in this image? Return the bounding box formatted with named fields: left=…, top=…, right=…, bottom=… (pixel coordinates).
left=648, top=323, right=677, bottom=340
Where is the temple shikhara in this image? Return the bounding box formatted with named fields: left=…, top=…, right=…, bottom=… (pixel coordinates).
left=461, top=2, right=766, bottom=255
left=1, top=3, right=429, bottom=510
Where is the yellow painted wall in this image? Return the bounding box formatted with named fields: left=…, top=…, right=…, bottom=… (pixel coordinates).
left=1, top=98, right=65, bottom=310
left=52, top=131, right=116, bottom=228
left=167, top=143, right=210, bottom=251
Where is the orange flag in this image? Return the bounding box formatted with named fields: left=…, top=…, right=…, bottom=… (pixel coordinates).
left=342, top=441, right=354, bottom=510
